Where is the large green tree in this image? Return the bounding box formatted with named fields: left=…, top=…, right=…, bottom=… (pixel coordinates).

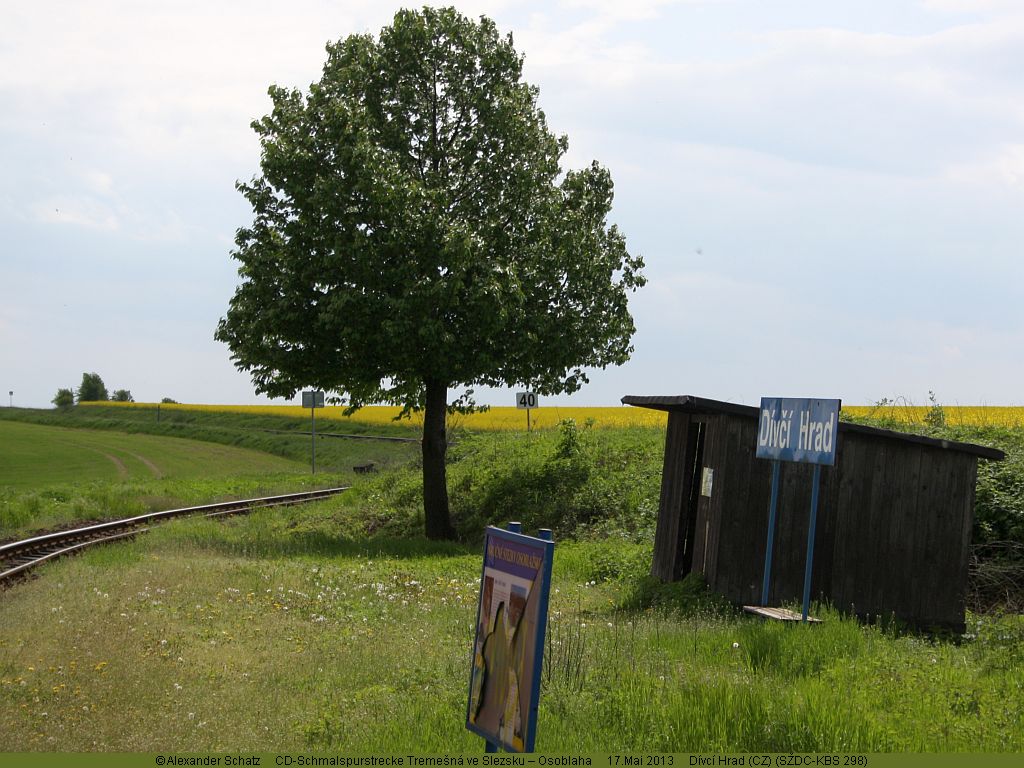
left=76, top=372, right=108, bottom=403
left=216, top=6, right=645, bottom=539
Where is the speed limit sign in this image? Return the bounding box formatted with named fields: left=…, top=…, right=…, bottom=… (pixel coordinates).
left=516, top=391, right=538, bottom=432
left=516, top=392, right=538, bottom=409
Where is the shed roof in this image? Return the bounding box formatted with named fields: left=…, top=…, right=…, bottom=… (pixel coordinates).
left=621, top=394, right=1005, bottom=461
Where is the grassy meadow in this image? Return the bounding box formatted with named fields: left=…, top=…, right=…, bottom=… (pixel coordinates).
left=0, top=403, right=1022, bottom=751
left=0, top=406, right=420, bottom=539
left=1, top=501, right=1022, bottom=752
left=0, top=420, right=302, bottom=489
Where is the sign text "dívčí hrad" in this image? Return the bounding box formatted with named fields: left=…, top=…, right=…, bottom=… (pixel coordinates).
left=755, top=398, right=841, bottom=466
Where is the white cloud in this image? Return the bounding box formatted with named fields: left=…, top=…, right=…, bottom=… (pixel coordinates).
left=33, top=195, right=120, bottom=231
left=0, top=304, right=15, bottom=337
left=29, top=193, right=192, bottom=241
left=85, top=171, right=115, bottom=195
left=918, top=0, right=1024, bottom=13
left=0, top=1, right=395, bottom=165
left=942, top=143, right=1024, bottom=187
left=559, top=0, right=683, bottom=22
left=4, top=1, right=1024, bottom=407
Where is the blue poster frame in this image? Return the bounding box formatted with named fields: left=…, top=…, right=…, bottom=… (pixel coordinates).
left=465, top=524, right=555, bottom=753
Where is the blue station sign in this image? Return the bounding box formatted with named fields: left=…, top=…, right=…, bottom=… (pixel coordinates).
left=755, top=397, right=841, bottom=466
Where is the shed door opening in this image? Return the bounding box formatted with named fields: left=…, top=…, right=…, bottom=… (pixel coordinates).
left=677, top=420, right=706, bottom=578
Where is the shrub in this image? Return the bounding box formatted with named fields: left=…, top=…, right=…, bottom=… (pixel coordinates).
left=51, top=388, right=74, bottom=409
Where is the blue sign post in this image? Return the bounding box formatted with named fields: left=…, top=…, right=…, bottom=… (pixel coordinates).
left=755, top=397, right=840, bottom=622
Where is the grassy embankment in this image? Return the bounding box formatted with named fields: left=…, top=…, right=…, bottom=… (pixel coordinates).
left=1, top=413, right=1022, bottom=751
left=0, top=406, right=420, bottom=539
left=0, top=420, right=303, bottom=490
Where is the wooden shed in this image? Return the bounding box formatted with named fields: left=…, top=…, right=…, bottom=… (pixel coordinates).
left=622, top=394, right=1005, bottom=632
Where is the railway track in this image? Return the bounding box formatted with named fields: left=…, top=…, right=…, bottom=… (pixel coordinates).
left=0, top=487, right=349, bottom=585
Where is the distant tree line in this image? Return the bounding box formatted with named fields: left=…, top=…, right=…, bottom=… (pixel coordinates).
left=50, top=372, right=165, bottom=409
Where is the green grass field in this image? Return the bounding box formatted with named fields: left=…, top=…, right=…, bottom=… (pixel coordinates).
left=0, top=409, right=421, bottom=539
left=0, top=420, right=303, bottom=489
left=0, top=407, right=1021, bottom=751
left=1, top=504, right=1021, bottom=752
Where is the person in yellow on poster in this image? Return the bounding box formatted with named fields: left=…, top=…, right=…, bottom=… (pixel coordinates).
left=472, top=603, right=510, bottom=721
left=469, top=601, right=527, bottom=751
left=467, top=528, right=553, bottom=753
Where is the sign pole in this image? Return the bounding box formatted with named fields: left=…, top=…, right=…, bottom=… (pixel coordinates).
left=760, top=459, right=781, bottom=606
left=801, top=464, right=822, bottom=622
left=754, top=397, right=839, bottom=621
left=302, top=390, right=324, bottom=475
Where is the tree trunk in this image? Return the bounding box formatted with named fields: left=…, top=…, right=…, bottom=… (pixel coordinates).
left=422, top=378, right=454, bottom=540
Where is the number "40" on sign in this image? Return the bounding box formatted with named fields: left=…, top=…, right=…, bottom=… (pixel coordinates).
left=516, top=392, right=538, bottom=409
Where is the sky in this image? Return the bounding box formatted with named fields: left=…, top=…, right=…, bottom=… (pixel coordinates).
left=3, top=0, right=1023, bottom=410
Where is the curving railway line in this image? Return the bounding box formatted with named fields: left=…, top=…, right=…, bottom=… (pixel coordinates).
left=0, top=487, right=349, bottom=585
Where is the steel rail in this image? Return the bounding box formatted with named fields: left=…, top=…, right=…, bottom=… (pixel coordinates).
left=0, top=486, right=349, bottom=584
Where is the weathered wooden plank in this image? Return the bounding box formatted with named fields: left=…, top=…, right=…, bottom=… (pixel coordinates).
left=951, top=459, right=977, bottom=631
left=717, top=415, right=750, bottom=602
left=886, top=441, right=919, bottom=621
left=741, top=418, right=775, bottom=605
left=830, top=430, right=863, bottom=616
left=871, top=440, right=908, bottom=620
left=862, top=435, right=892, bottom=619
left=812, top=458, right=839, bottom=606
left=899, top=442, right=924, bottom=620
left=702, top=415, right=725, bottom=590
left=911, top=446, right=938, bottom=625
left=772, top=458, right=817, bottom=605
left=886, top=442, right=921, bottom=622
left=923, top=452, right=971, bottom=629
left=691, top=416, right=719, bottom=582
left=934, top=455, right=969, bottom=627
left=742, top=605, right=822, bottom=623
left=917, top=450, right=954, bottom=626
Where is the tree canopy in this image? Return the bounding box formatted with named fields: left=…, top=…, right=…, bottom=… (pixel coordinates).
left=52, top=388, right=74, bottom=409
left=76, top=372, right=108, bottom=403
left=216, top=6, right=645, bottom=538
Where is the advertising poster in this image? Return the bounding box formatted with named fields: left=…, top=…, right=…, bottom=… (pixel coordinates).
left=466, top=526, right=554, bottom=753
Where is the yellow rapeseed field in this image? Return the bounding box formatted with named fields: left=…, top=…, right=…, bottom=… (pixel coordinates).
left=842, top=404, right=1024, bottom=428
left=85, top=401, right=669, bottom=430
left=86, top=401, right=1024, bottom=430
